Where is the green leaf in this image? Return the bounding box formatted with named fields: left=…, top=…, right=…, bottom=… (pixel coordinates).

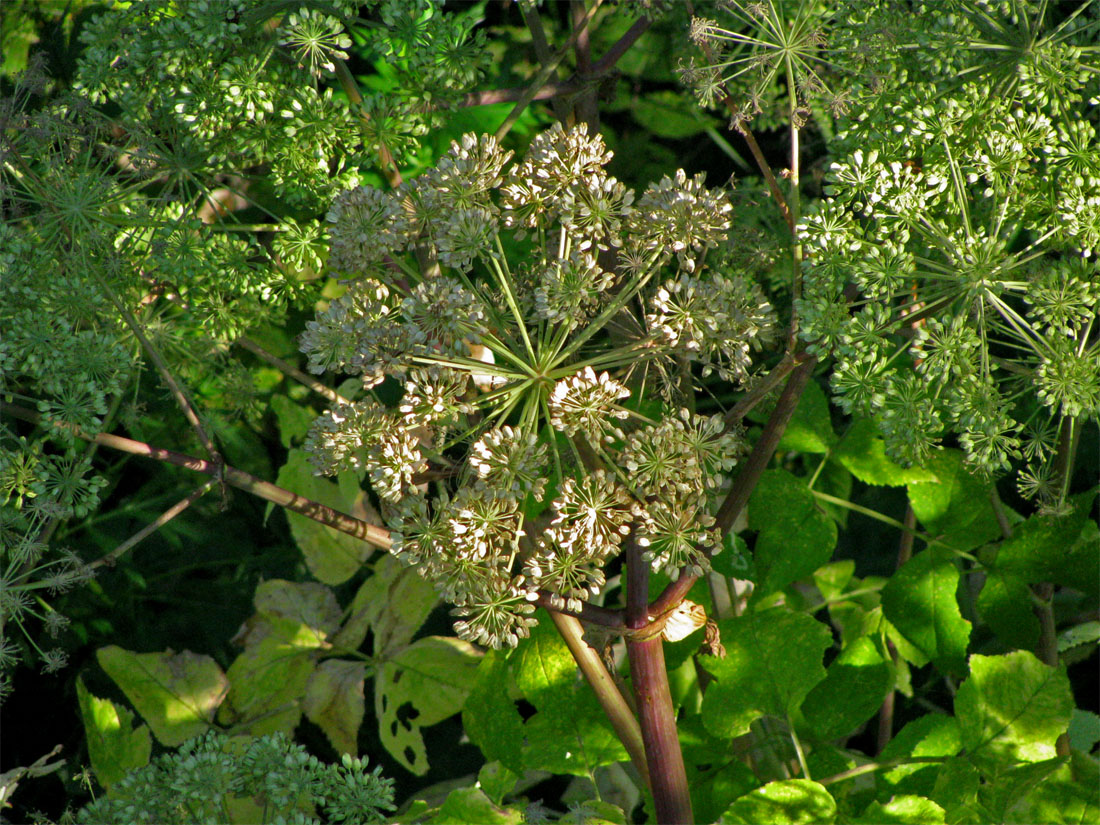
left=778, top=380, right=836, bottom=453
left=218, top=620, right=326, bottom=735
left=428, top=787, right=524, bottom=825
left=856, top=795, right=946, bottom=824
left=718, top=779, right=837, bottom=824
left=679, top=716, right=760, bottom=824
left=513, top=619, right=629, bottom=776
left=96, top=647, right=228, bottom=747
left=699, top=606, right=832, bottom=739
left=476, top=761, right=519, bottom=806
left=834, top=420, right=937, bottom=486
left=1059, top=621, right=1100, bottom=655
left=376, top=635, right=482, bottom=775
left=929, top=758, right=987, bottom=824
left=711, top=531, right=754, bottom=579
left=979, top=757, right=1071, bottom=822
left=629, top=89, right=718, bottom=139
left=1001, top=760, right=1100, bottom=825
left=76, top=678, right=152, bottom=788
left=976, top=569, right=1040, bottom=650
left=955, top=651, right=1073, bottom=772
left=333, top=554, right=438, bottom=654
left=270, top=393, right=316, bottom=447
left=1068, top=709, right=1100, bottom=753
left=881, top=546, right=971, bottom=674
left=463, top=649, right=526, bottom=774
left=274, top=448, right=376, bottom=585
left=802, top=635, right=894, bottom=740
left=302, top=659, right=366, bottom=756
left=880, top=715, right=963, bottom=797
left=748, top=469, right=837, bottom=596
left=906, top=450, right=1000, bottom=552
left=991, top=491, right=1099, bottom=597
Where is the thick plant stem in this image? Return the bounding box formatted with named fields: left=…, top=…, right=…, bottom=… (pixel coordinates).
left=547, top=611, right=650, bottom=788
left=626, top=540, right=693, bottom=825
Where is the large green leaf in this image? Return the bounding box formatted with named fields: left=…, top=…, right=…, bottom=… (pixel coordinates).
left=833, top=419, right=937, bottom=486
left=375, top=635, right=482, bottom=775
left=718, top=779, right=837, bottom=824
left=748, top=469, right=837, bottom=596
left=699, top=607, right=832, bottom=739
left=996, top=752, right=1099, bottom=824
left=302, top=659, right=366, bottom=756
left=463, top=649, right=526, bottom=773
left=427, top=787, right=524, bottom=825
left=881, top=546, right=971, bottom=674
left=96, top=647, right=228, bottom=747
left=879, top=714, right=963, bottom=797
left=989, top=491, right=1099, bottom=598
left=802, top=635, right=893, bottom=740
left=856, top=795, right=945, bottom=824
left=976, top=569, right=1040, bottom=650
left=513, top=618, right=629, bottom=776
left=906, top=450, right=1000, bottom=552
left=76, top=678, right=152, bottom=788
left=275, top=448, right=376, bottom=585
left=955, top=651, right=1073, bottom=772
left=778, top=379, right=836, bottom=454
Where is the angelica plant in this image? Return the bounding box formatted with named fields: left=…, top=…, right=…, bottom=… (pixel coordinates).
left=76, top=732, right=395, bottom=825
left=0, top=0, right=486, bottom=686
left=302, top=123, right=776, bottom=649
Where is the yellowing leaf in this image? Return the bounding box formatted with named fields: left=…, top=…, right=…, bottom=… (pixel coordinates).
left=376, top=635, right=481, bottom=775
left=334, top=554, right=438, bottom=655
left=96, top=647, right=228, bottom=747
left=303, top=659, right=366, bottom=756
left=219, top=620, right=328, bottom=736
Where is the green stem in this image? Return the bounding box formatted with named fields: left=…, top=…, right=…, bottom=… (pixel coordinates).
left=547, top=610, right=650, bottom=788
left=818, top=756, right=948, bottom=786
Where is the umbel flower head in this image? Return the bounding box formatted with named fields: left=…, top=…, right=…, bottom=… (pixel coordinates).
left=302, top=125, right=773, bottom=647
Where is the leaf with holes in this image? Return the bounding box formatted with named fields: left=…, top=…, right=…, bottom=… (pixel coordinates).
left=375, top=635, right=482, bottom=775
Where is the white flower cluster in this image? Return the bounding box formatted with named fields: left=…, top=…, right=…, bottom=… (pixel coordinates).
left=302, top=125, right=771, bottom=646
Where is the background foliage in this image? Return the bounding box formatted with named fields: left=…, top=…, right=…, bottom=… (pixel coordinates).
left=1, top=1, right=1097, bottom=823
